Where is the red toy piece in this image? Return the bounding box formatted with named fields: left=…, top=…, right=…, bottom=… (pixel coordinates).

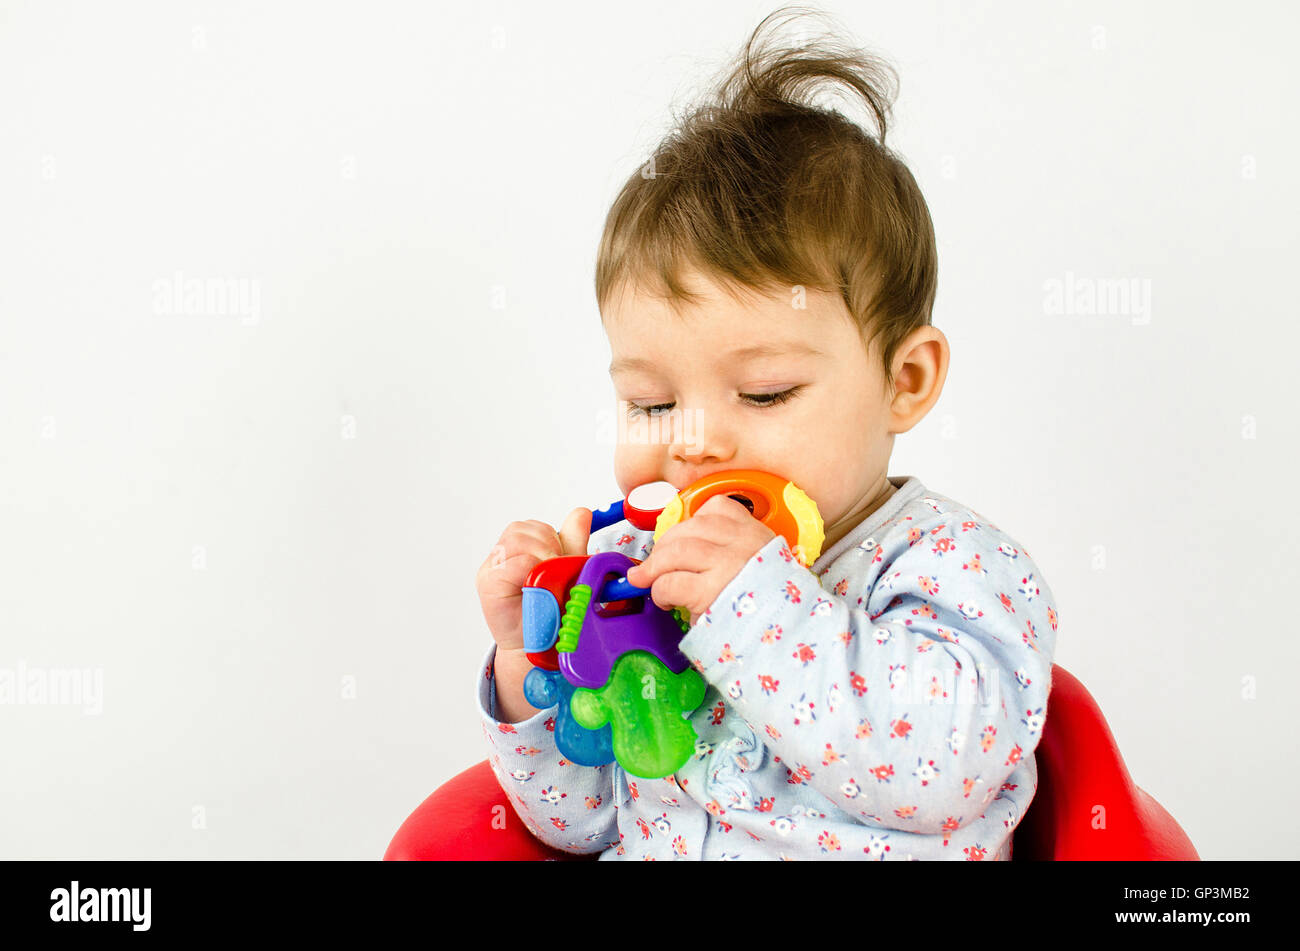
left=521, top=556, right=587, bottom=671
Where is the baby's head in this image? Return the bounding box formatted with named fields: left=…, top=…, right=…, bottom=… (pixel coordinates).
left=597, top=8, right=949, bottom=553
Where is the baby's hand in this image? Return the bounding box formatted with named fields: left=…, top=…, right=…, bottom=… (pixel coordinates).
left=624, top=495, right=775, bottom=626
left=476, top=507, right=592, bottom=651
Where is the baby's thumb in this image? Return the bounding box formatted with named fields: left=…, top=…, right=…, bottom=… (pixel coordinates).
left=558, top=506, right=593, bottom=557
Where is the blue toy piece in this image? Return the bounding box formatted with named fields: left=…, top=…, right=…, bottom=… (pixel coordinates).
left=522, top=585, right=563, bottom=654
left=598, top=576, right=649, bottom=601
left=588, top=499, right=625, bottom=534
left=522, top=667, right=614, bottom=767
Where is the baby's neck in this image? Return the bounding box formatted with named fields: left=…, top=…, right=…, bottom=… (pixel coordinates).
left=822, top=476, right=897, bottom=553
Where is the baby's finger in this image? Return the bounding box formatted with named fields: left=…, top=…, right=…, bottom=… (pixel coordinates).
left=698, top=493, right=757, bottom=520
left=478, top=547, right=548, bottom=595
left=479, top=534, right=553, bottom=582
left=629, top=534, right=721, bottom=586
left=558, top=507, right=593, bottom=557
left=646, top=569, right=698, bottom=617
left=501, top=520, right=566, bottom=556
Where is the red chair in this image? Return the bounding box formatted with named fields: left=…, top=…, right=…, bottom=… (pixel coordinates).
left=1012, top=665, right=1199, bottom=860
left=385, top=663, right=1199, bottom=861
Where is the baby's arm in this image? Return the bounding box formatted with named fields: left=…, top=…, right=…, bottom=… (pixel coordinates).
left=678, top=515, right=1057, bottom=834
left=491, top=646, right=542, bottom=726
left=476, top=643, right=620, bottom=854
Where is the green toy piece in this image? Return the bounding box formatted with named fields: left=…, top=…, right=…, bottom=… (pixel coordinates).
left=556, top=583, right=592, bottom=653
left=570, top=650, right=707, bottom=779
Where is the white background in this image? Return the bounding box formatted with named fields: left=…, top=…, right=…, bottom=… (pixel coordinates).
left=1, top=0, right=1295, bottom=860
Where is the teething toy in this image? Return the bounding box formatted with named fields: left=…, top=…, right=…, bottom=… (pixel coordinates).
left=555, top=551, right=693, bottom=690
left=520, top=555, right=627, bottom=763
left=570, top=651, right=707, bottom=779
left=588, top=491, right=666, bottom=534
left=521, top=555, right=590, bottom=669
left=653, top=469, right=824, bottom=567
left=519, top=469, right=824, bottom=779
left=522, top=667, right=615, bottom=767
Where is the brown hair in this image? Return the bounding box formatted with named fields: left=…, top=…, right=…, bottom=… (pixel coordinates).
left=594, top=5, right=938, bottom=391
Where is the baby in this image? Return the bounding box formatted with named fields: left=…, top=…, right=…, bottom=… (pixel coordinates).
left=473, top=9, right=1058, bottom=860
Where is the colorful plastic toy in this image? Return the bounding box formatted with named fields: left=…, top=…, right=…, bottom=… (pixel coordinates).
left=519, top=470, right=825, bottom=779
left=555, top=552, right=693, bottom=690
left=570, top=650, right=708, bottom=779
left=548, top=551, right=704, bottom=778
left=588, top=492, right=665, bottom=534
left=520, top=555, right=627, bottom=767
left=522, top=667, right=614, bottom=767
left=654, top=469, right=825, bottom=568
left=521, top=555, right=589, bottom=668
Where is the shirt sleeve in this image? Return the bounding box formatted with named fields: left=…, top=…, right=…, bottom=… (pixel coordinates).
left=475, top=642, right=620, bottom=854
left=471, top=519, right=655, bottom=854
left=676, top=514, right=1057, bottom=836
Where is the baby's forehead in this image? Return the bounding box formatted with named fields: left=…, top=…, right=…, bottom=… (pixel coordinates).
left=608, top=303, right=859, bottom=366
left=608, top=282, right=851, bottom=335
left=603, top=270, right=869, bottom=370
left=609, top=339, right=824, bottom=376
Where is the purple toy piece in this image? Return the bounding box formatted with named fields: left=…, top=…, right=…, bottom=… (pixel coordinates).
left=557, top=551, right=691, bottom=690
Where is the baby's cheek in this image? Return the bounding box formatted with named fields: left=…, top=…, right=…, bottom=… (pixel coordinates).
left=613, top=443, right=661, bottom=495
left=794, top=459, right=866, bottom=520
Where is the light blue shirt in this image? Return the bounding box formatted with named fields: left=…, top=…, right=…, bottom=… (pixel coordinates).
left=476, top=475, right=1058, bottom=860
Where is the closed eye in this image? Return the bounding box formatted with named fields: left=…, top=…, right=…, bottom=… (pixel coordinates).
left=627, top=387, right=804, bottom=417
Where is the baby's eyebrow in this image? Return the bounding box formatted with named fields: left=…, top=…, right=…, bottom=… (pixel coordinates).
left=609, top=341, right=823, bottom=376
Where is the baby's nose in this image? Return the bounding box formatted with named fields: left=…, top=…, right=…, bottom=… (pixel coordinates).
left=669, top=408, right=735, bottom=465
